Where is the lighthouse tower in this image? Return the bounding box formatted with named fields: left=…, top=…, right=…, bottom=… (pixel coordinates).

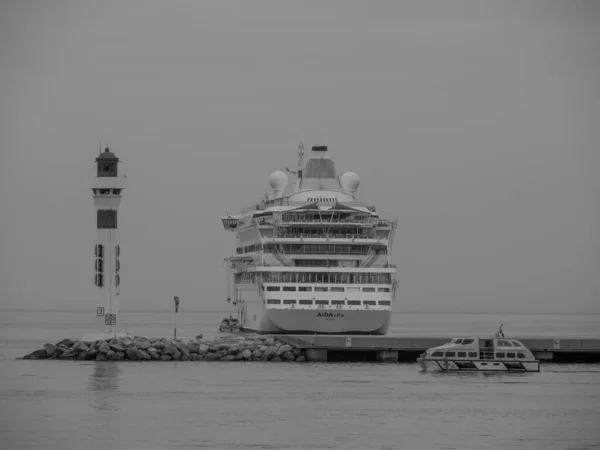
left=88, top=147, right=128, bottom=339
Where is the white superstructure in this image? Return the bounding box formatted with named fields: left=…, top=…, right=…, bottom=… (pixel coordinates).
left=221, top=144, right=398, bottom=335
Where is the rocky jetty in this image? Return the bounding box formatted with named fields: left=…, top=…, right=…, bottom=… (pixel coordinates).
left=20, top=335, right=307, bottom=362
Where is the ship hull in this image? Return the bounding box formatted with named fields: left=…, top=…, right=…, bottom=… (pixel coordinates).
left=246, top=308, right=391, bottom=335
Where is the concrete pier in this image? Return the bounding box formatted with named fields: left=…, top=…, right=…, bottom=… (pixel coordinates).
left=277, top=335, right=600, bottom=362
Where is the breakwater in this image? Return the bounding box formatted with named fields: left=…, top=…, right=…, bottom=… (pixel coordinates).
left=21, top=335, right=307, bottom=362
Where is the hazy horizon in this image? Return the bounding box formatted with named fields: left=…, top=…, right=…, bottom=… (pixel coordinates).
left=1, top=0, right=599, bottom=315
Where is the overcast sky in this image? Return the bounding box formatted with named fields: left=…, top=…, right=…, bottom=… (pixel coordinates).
left=1, top=0, right=598, bottom=313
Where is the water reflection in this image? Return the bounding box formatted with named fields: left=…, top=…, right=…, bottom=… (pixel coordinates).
left=88, top=362, right=122, bottom=412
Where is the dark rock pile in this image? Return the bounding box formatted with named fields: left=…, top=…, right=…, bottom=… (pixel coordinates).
left=21, top=336, right=307, bottom=362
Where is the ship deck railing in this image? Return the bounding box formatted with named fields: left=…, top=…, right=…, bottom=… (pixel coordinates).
left=252, top=217, right=393, bottom=226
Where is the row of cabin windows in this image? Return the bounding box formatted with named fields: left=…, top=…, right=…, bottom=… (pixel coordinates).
left=266, top=286, right=390, bottom=292
left=261, top=272, right=392, bottom=284
left=234, top=272, right=392, bottom=284
left=93, top=189, right=122, bottom=195
left=265, top=299, right=391, bottom=306
left=281, top=213, right=368, bottom=222
left=431, top=351, right=527, bottom=359
left=268, top=244, right=387, bottom=255
left=237, top=244, right=388, bottom=255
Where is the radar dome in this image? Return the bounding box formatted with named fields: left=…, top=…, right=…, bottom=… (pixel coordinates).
left=341, top=171, right=360, bottom=195
left=269, top=170, right=288, bottom=197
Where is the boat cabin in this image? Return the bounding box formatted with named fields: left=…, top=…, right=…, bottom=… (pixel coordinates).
left=424, top=337, right=536, bottom=361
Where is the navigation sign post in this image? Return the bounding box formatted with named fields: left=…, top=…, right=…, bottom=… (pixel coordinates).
left=96, top=306, right=105, bottom=317
left=173, top=296, right=180, bottom=339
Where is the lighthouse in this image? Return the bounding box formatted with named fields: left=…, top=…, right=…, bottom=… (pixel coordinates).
left=87, top=147, right=128, bottom=339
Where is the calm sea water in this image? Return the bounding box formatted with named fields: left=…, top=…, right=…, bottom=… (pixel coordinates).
left=1, top=310, right=599, bottom=449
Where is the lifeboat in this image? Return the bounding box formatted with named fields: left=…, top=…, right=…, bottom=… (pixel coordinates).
left=417, top=325, right=540, bottom=372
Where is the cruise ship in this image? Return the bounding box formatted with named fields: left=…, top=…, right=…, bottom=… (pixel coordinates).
left=221, top=144, right=398, bottom=335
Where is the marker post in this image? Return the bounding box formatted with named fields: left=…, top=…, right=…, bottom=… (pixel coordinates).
left=173, top=296, right=180, bottom=339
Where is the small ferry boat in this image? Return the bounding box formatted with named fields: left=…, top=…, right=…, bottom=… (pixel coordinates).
left=218, top=316, right=241, bottom=333
left=417, top=325, right=540, bottom=372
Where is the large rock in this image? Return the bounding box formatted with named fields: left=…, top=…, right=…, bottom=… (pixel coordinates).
left=159, top=354, right=172, bottom=361
left=31, top=349, right=47, bottom=359
left=44, top=343, right=58, bottom=358
left=138, top=349, right=151, bottom=361
left=277, top=344, right=293, bottom=356
left=241, top=349, right=252, bottom=360
left=163, top=346, right=177, bottom=356
left=270, top=356, right=283, bottom=362
left=96, top=353, right=107, bottom=361
left=292, top=348, right=304, bottom=357
left=197, top=344, right=209, bottom=356
left=147, top=348, right=160, bottom=360
left=227, top=345, right=240, bottom=355
left=134, top=340, right=151, bottom=350
left=76, top=343, right=90, bottom=353
left=295, top=355, right=306, bottom=362
left=98, top=342, right=112, bottom=354
left=264, top=347, right=277, bottom=359
left=109, top=343, right=125, bottom=352
left=57, top=338, right=74, bottom=348
left=86, top=349, right=99, bottom=360
left=180, top=354, right=190, bottom=361
left=108, top=351, right=125, bottom=361
left=281, top=351, right=296, bottom=362
left=126, top=349, right=140, bottom=361
left=220, top=355, right=235, bottom=361
left=171, top=351, right=182, bottom=361
left=59, top=349, right=77, bottom=359
left=179, top=346, right=190, bottom=357
left=203, top=353, right=220, bottom=361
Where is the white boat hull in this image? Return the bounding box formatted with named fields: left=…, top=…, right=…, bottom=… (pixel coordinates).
left=234, top=284, right=392, bottom=335
left=417, top=358, right=540, bottom=372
